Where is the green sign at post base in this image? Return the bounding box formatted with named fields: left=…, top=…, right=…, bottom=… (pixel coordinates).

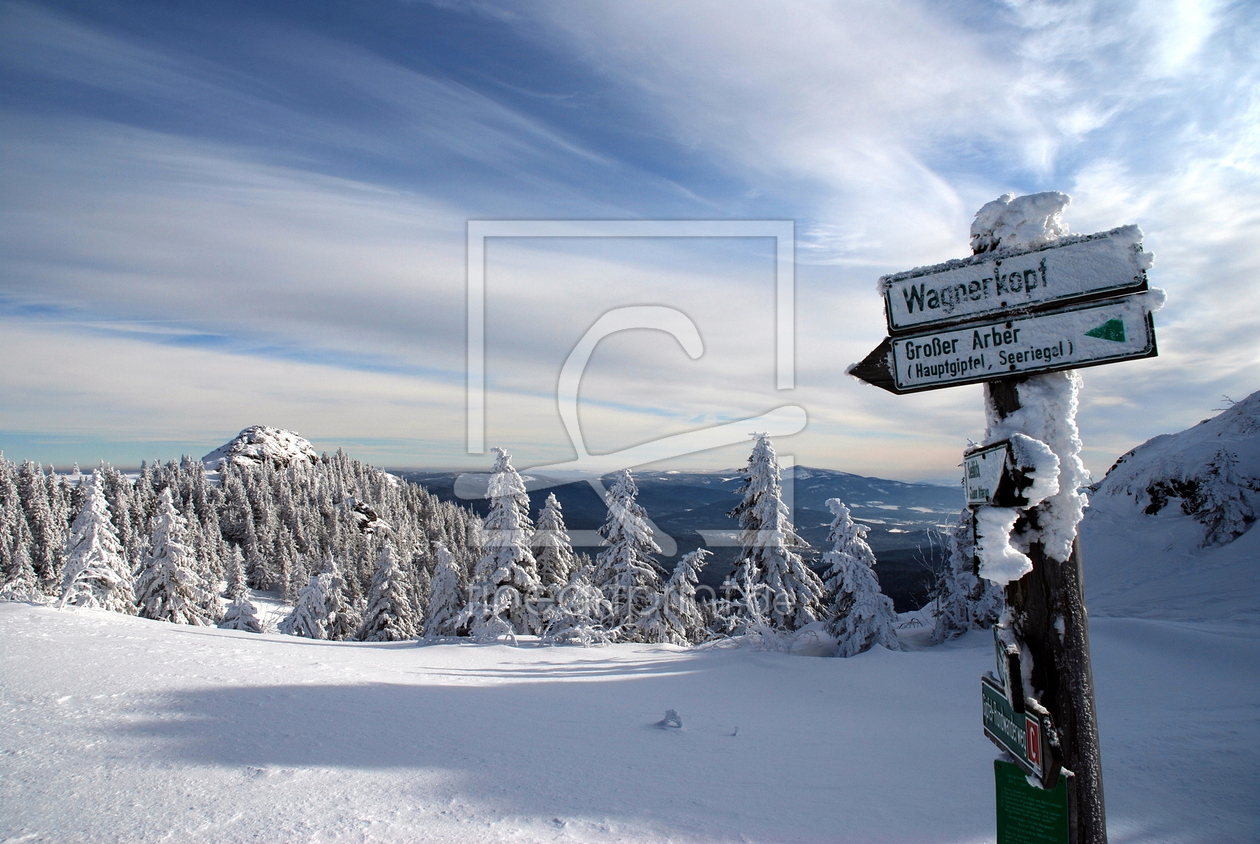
left=995, top=759, right=1071, bottom=844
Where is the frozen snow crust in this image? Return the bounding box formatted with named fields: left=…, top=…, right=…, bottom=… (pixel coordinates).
left=2, top=602, right=1257, bottom=843
left=202, top=425, right=319, bottom=469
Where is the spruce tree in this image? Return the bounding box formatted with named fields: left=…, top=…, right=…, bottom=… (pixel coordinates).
left=219, top=545, right=263, bottom=633
left=821, top=498, right=900, bottom=657
left=279, top=560, right=356, bottom=640
left=323, top=558, right=360, bottom=641
left=595, top=469, right=665, bottom=642
left=1, top=517, right=40, bottom=602
left=19, top=462, right=61, bottom=593
left=424, top=541, right=466, bottom=638
left=730, top=434, right=823, bottom=631
left=656, top=548, right=711, bottom=645
left=461, top=448, right=543, bottom=639
left=136, top=488, right=221, bottom=625
left=542, top=562, right=612, bottom=646
left=59, top=472, right=136, bottom=613
left=0, top=459, right=40, bottom=601
left=532, top=493, right=576, bottom=599
left=931, top=508, right=1001, bottom=644
left=359, top=541, right=418, bottom=642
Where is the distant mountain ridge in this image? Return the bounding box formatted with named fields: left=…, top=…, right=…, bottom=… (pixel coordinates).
left=397, top=465, right=963, bottom=612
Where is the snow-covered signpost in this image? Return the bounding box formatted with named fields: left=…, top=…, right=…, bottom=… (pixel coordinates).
left=850, top=192, right=1163, bottom=844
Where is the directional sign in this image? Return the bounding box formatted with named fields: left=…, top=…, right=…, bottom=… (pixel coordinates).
left=849, top=293, right=1157, bottom=395
left=982, top=674, right=1060, bottom=788
left=881, top=225, right=1149, bottom=334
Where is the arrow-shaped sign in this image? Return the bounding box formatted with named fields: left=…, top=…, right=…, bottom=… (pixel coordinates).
left=849, top=294, right=1158, bottom=394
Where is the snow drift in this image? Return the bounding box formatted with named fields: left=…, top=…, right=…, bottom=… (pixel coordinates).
left=1082, top=389, right=1260, bottom=624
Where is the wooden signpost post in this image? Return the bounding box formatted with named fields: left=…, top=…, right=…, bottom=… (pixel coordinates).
left=850, top=214, right=1159, bottom=844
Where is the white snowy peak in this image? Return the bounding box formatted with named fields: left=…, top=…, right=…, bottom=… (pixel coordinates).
left=1092, top=390, right=1260, bottom=547
left=202, top=425, right=319, bottom=469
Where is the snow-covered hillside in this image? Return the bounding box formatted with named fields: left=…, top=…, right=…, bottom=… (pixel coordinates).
left=202, top=425, right=320, bottom=469
left=1, top=602, right=1256, bottom=843
left=1082, top=391, right=1259, bottom=623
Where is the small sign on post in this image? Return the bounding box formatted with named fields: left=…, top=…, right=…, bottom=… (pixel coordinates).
left=964, top=441, right=1028, bottom=508
left=982, top=675, right=1061, bottom=789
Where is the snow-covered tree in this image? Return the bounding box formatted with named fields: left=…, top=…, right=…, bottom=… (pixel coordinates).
left=0, top=518, right=40, bottom=603
left=532, top=493, right=575, bottom=598
left=1197, top=450, right=1254, bottom=547
left=359, top=540, right=418, bottom=641
left=219, top=545, right=263, bottom=633
left=19, top=462, right=63, bottom=592
left=635, top=547, right=711, bottom=645
left=931, top=508, right=1001, bottom=644
left=460, top=448, right=543, bottom=639
left=730, top=435, right=823, bottom=631
left=821, top=498, right=900, bottom=657
left=595, top=469, right=666, bottom=642
left=136, top=488, right=221, bottom=625
left=279, top=559, right=357, bottom=640
left=59, top=472, right=136, bottom=613
left=0, top=460, right=41, bottom=602
left=542, top=562, right=612, bottom=646
left=424, top=541, right=466, bottom=638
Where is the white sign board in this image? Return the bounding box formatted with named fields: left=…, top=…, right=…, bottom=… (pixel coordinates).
left=964, top=442, right=1009, bottom=507
left=887, top=294, right=1157, bottom=393
left=882, top=226, right=1148, bottom=334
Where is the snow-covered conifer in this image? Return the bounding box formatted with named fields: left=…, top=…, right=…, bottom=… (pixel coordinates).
left=821, top=498, right=900, bottom=657
left=594, top=469, right=665, bottom=642
left=279, top=560, right=354, bottom=640
left=1, top=518, right=41, bottom=603
left=542, top=562, right=612, bottom=646
left=0, top=461, right=41, bottom=601
left=136, top=488, right=221, bottom=625
left=460, top=448, right=543, bottom=639
left=19, top=462, right=62, bottom=593
left=219, top=545, right=263, bottom=633
left=658, top=548, right=711, bottom=645
left=359, top=541, right=417, bottom=641
left=533, top=493, right=575, bottom=597
left=730, top=435, right=823, bottom=631
left=424, top=541, right=466, bottom=638
left=323, top=558, right=360, bottom=641
left=59, top=472, right=136, bottom=613
left=1198, top=450, right=1254, bottom=546
left=931, top=509, right=1001, bottom=643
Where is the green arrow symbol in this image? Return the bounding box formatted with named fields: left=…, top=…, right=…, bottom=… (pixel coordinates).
left=1085, top=318, right=1126, bottom=342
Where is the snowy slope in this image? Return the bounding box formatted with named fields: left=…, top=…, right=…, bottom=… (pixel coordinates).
left=2, top=602, right=1257, bottom=843
left=202, top=425, right=320, bottom=469
left=1081, top=391, right=1260, bottom=623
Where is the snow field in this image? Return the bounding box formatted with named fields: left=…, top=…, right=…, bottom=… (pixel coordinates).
left=2, top=603, right=1257, bottom=843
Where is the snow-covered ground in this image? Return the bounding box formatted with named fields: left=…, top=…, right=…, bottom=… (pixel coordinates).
left=2, top=602, right=1256, bottom=843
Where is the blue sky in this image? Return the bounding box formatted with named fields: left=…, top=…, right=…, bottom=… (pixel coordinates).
left=2, top=0, right=1258, bottom=483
